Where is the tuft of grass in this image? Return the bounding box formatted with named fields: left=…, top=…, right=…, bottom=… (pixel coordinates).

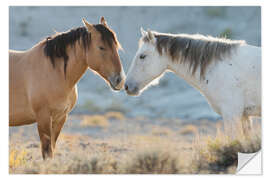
left=9, top=149, right=28, bottom=169
left=80, top=115, right=109, bottom=128
left=66, top=155, right=119, bottom=174
left=179, top=124, right=198, bottom=136
left=105, top=111, right=125, bottom=120
left=219, top=28, right=233, bottom=39
left=192, top=126, right=261, bottom=174
left=124, top=150, right=180, bottom=174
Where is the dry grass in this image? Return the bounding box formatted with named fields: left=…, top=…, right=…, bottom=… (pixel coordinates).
left=67, top=156, right=119, bottom=174
left=123, top=150, right=180, bottom=174
left=105, top=111, right=125, bottom=120
left=80, top=112, right=125, bottom=128
left=9, top=118, right=261, bottom=174
left=179, top=124, right=198, bottom=136
left=192, top=126, right=261, bottom=174
left=80, top=115, right=109, bottom=128
left=9, top=149, right=28, bottom=169
left=151, top=126, right=174, bottom=136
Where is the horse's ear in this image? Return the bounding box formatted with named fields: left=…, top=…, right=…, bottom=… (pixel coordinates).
left=147, top=29, right=156, bottom=44
left=140, top=27, right=147, bottom=37
left=100, top=16, right=108, bottom=27
left=82, top=18, right=95, bottom=33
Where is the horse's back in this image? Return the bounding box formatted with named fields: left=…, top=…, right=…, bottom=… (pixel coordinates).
left=234, top=44, right=261, bottom=115
left=205, top=44, right=261, bottom=117
left=237, top=45, right=261, bottom=90
left=9, top=50, right=26, bottom=78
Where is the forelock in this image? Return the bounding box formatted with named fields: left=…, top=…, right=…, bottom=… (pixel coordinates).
left=94, top=24, right=122, bottom=49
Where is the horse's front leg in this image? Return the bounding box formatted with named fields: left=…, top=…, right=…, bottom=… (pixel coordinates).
left=222, top=115, right=241, bottom=140
left=221, top=104, right=244, bottom=139
left=36, top=109, right=54, bottom=160
left=223, top=114, right=253, bottom=140
left=52, top=114, right=67, bottom=149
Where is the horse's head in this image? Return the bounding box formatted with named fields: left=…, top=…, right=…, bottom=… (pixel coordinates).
left=83, top=17, right=125, bottom=91
left=125, top=28, right=167, bottom=96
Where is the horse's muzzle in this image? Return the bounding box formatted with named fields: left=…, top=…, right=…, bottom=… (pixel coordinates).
left=124, top=81, right=139, bottom=96
left=109, top=73, right=125, bottom=91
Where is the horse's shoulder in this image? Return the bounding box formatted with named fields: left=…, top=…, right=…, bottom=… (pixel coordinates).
left=70, top=86, right=78, bottom=102
left=67, top=86, right=78, bottom=112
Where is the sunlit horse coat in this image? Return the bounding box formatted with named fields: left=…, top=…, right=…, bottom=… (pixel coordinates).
left=125, top=28, right=261, bottom=137
left=9, top=17, right=125, bottom=159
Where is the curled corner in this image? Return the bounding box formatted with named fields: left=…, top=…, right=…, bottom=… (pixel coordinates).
left=237, top=151, right=262, bottom=175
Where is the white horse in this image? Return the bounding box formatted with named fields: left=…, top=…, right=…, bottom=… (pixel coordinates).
left=125, top=28, right=261, bottom=137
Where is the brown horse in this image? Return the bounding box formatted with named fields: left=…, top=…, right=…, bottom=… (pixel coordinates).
left=9, top=17, right=125, bottom=160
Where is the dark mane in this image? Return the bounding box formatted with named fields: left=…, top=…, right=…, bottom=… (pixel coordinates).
left=142, top=32, right=245, bottom=79
left=94, top=24, right=121, bottom=50
left=43, top=24, right=120, bottom=75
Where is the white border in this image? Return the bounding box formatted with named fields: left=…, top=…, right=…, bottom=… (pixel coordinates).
left=2, top=0, right=270, bottom=179
left=1, top=0, right=9, bottom=176
left=8, top=0, right=263, bottom=6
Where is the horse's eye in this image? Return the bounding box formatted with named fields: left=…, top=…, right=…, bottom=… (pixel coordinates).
left=140, top=54, right=146, bottom=59
left=99, top=46, right=105, bottom=51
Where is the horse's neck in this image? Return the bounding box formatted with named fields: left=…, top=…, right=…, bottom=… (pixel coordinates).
left=167, top=58, right=206, bottom=92
left=62, top=43, right=88, bottom=89
left=12, top=41, right=89, bottom=92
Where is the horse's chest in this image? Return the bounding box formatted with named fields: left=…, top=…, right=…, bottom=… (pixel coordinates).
left=205, top=97, right=222, bottom=115
left=51, top=103, right=70, bottom=118
left=51, top=88, right=77, bottom=120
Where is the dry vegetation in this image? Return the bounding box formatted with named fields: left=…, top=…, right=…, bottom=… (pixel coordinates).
left=80, top=115, right=110, bottom=128
left=9, top=113, right=261, bottom=174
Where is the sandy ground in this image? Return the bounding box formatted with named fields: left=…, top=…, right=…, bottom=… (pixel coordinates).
left=9, top=113, right=226, bottom=173
left=9, top=113, right=261, bottom=174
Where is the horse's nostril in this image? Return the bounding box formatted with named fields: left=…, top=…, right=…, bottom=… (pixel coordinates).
left=124, top=84, right=128, bottom=91
left=116, top=76, right=121, bottom=84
